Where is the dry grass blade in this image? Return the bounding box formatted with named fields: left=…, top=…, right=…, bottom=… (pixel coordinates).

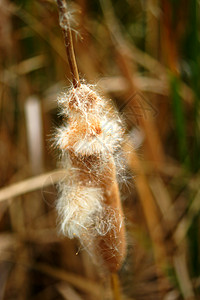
left=0, top=169, right=64, bottom=202
left=1, top=55, right=47, bottom=86
left=124, top=140, right=168, bottom=278
left=174, top=188, right=200, bottom=245
left=149, top=175, right=196, bottom=299
left=99, top=76, right=169, bottom=96
left=129, top=151, right=166, bottom=264
left=173, top=252, right=195, bottom=300
left=149, top=176, right=177, bottom=230
left=56, top=282, right=84, bottom=300
left=25, top=96, right=44, bottom=174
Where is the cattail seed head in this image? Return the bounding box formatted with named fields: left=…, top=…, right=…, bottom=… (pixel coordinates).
left=55, top=83, right=126, bottom=272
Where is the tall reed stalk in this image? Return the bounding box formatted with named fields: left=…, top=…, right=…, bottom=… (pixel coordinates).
left=55, top=0, right=126, bottom=297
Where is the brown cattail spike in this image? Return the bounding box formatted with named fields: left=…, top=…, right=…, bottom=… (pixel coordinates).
left=55, top=84, right=127, bottom=273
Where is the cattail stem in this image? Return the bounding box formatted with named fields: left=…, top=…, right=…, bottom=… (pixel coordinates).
left=56, top=0, right=80, bottom=88
left=111, top=273, right=122, bottom=300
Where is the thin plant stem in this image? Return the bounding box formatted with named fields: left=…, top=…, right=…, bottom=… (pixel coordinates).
left=111, top=273, right=122, bottom=300
left=56, top=0, right=80, bottom=88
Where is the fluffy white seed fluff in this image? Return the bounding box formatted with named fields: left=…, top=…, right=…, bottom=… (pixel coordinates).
left=56, top=116, right=122, bottom=156
left=57, top=84, right=104, bottom=116
left=55, top=84, right=125, bottom=251
left=56, top=183, right=103, bottom=238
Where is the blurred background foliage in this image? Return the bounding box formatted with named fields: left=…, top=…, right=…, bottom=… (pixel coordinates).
left=0, top=0, right=200, bottom=299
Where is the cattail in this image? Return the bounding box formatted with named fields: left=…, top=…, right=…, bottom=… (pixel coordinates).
left=55, top=0, right=126, bottom=274
left=55, top=84, right=126, bottom=272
